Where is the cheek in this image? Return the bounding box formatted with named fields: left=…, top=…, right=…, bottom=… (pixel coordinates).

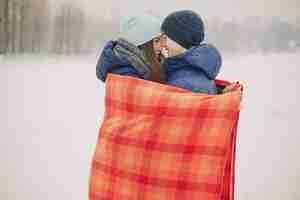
left=161, top=39, right=167, bottom=48
left=167, top=39, right=176, bottom=48
left=153, top=43, right=161, bottom=52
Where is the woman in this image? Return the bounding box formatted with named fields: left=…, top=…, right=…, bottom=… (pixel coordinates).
left=96, top=13, right=165, bottom=83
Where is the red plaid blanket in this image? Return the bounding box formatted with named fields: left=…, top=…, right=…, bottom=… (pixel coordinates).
left=90, top=74, right=243, bottom=200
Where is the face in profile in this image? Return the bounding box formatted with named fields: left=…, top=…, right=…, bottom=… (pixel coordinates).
left=153, top=36, right=163, bottom=57
left=151, top=34, right=168, bottom=57
left=164, top=36, right=186, bottom=57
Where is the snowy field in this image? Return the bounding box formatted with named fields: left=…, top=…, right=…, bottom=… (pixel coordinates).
left=1, top=53, right=300, bottom=200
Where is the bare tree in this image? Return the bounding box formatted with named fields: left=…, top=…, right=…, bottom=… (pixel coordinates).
left=0, top=0, right=10, bottom=54
left=52, top=3, right=86, bottom=55
left=11, top=0, right=17, bottom=54
left=19, top=0, right=25, bottom=53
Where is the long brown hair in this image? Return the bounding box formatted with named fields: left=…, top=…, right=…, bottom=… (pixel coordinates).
left=139, top=41, right=165, bottom=83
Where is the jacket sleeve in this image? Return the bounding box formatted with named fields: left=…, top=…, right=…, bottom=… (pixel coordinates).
left=96, top=53, right=107, bottom=82
left=96, top=54, right=140, bottom=81
left=96, top=42, right=116, bottom=82
left=96, top=41, right=143, bottom=81
left=110, top=67, right=140, bottom=78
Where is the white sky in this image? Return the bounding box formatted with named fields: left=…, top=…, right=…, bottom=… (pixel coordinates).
left=52, top=0, right=300, bottom=21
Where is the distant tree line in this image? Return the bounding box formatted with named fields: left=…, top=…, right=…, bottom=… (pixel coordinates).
left=0, top=0, right=91, bottom=55
left=206, top=16, right=300, bottom=54
left=1, top=2, right=299, bottom=56
left=0, top=0, right=50, bottom=54
left=52, top=4, right=85, bottom=55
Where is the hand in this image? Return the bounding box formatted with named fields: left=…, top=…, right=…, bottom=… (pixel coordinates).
left=222, top=82, right=240, bottom=93
left=161, top=48, right=169, bottom=58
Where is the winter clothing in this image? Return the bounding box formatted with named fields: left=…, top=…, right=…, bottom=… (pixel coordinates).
left=120, top=14, right=162, bottom=46
left=163, top=43, right=222, bottom=95
left=96, top=39, right=152, bottom=82
left=114, top=39, right=152, bottom=77
left=161, top=10, right=205, bottom=49
left=96, top=13, right=162, bottom=81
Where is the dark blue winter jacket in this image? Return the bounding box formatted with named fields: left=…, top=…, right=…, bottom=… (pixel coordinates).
left=163, top=44, right=222, bottom=95
left=96, top=41, right=142, bottom=82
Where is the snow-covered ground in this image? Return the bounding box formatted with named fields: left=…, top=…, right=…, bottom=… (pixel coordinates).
left=1, top=53, right=300, bottom=200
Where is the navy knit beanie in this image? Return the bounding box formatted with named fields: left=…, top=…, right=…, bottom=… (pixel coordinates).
left=161, top=10, right=205, bottom=49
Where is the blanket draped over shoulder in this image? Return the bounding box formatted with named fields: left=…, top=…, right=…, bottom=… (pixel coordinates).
left=89, top=73, right=243, bottom=200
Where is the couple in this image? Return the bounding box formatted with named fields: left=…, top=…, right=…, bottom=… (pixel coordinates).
left=97, top=10, right=231, bottom=95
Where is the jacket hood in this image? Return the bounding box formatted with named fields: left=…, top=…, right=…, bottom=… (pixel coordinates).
left=164, top=44, right=222, bottom=80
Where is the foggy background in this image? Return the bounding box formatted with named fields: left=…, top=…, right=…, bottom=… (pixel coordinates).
left=1, top=0, right=300, bottom=200
left=0, top=0, right=300, bottom=55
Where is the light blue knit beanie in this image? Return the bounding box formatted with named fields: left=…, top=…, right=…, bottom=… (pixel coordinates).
left=120, top=13, right=162, bottom=46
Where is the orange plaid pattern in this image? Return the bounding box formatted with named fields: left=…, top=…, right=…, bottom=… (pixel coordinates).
left=90, top=74, right=243, bottom=200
